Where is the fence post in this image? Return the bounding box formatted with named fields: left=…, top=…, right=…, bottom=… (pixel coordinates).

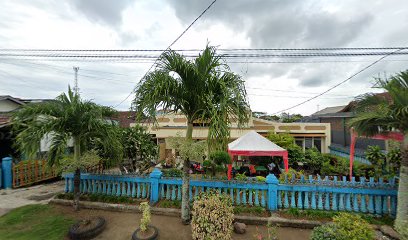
left=1, top=157, right=13, bottom=189
left=266, top=173, right=279, bottom=211
left=150, top=168, right=162, bottom=203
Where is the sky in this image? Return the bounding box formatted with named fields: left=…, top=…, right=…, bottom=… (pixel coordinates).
left=0, top=0, right=407, bottom=116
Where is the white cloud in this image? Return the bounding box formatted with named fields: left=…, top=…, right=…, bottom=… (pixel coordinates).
left=0, top=0, right=407, bottom=115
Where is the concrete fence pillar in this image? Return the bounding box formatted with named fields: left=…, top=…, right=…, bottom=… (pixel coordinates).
left=150, top=168, right=162, bottom=203
left=266, top=173, right=279, bottom=211
left=1, top=157, right=13, bottom=189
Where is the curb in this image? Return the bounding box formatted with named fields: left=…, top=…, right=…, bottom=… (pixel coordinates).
left=50, top=199, right=323, bottom=229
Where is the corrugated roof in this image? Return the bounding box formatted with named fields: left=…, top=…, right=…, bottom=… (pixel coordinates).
left=312, top=105, right=346, bottom=116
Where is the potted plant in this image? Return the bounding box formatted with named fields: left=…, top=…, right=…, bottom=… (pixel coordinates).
left=69, top=216, right=106, bottom=240
left=132, top=202, right=158, bottom=240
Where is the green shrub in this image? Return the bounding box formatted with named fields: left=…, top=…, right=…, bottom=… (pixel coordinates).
left=209, top=151, right=231, bottom=165
left=386, top=147, right=401, bottom=176
left=304, top=147, right=325, bottom=173
left=139, top=202, right=151, bottom=232
left=162, top=168, right=183, bottom=177
left=202, top=160, right=212, bottom=168
left=287, top=144, right=305, bottom=163
left=215, top=165, right=227, bottom=173
left=89, top=194, right=100, bottom=202
left=279, top=168, right=304, bottom=183
left=233, top=206, right=266, bottom=215
left=353, top=163, right=375, bottom=178
left=159, top=200, right=181, bottom=208
left=256, top=176, right=266, bottom=182
left=365, top=146, right=386, bottom=178
left=310, top=223, right=338, bottom=240
left=320, top=155, right=349, bottom=176
left=235, top=173, right=247, bottom=181
left=191, top=191, right=234, bottom=240
left=311, top=213, right=374, bottom=240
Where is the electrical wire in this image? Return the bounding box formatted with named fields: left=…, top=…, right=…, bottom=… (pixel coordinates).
left=271, top=47, right=407, bottom=115
left=113, top=0, right=218, bottom=108
left=1, top=47, right=406, bottom=52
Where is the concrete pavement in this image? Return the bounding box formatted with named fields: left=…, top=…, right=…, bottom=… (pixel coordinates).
left=0, top=180, right=64, bottom=216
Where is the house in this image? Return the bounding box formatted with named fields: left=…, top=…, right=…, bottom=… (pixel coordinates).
left=303, top=93, right=390, bottom=163
left=131, top=113, right=331, bottom=161
left=0, top=95, right=51, bottom=159
left=111, top=111, right=136, bottom=128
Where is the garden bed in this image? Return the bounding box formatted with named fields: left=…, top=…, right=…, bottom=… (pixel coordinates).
left=56, top=192, right=144, bottom=205
left=277, top=208, right=394, bottom=226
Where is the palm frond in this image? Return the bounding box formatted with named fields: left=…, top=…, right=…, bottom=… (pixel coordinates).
left=350, top=70, right=408, bottom=136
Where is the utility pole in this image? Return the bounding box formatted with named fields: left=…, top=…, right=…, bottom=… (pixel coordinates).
left=73, top=67, right=79, bottom=95
left=317, top=104, right=320, bottom=112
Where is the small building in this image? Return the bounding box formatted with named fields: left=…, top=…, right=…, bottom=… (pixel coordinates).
left=0, top=95, right=51, bottom=159
left=302, top=93, right=391, bottom=163
left=131, top=113, right=331, bottom=161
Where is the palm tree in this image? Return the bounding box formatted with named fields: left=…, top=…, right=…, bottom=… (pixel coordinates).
left=12, top=87, right=122, bottom=211
left=132, top=45, right=250, bottom=223
left=348, top=71, right=408, bottom=237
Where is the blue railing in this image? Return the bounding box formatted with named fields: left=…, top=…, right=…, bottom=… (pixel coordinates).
left=63, top=169, right=398, bottom=217
left=64, top=173, right=151, bottom=199
left=329, top=147, right=371, bottom=164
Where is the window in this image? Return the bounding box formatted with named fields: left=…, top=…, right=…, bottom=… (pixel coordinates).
left=305, top=137, right=313, bottom=149
left=295, top=139, right=304, bottom=149
left=313, top=137, right=322, bottom=152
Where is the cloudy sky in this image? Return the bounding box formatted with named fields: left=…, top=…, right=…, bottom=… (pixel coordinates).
left=0, top=0, right=407, bottom=116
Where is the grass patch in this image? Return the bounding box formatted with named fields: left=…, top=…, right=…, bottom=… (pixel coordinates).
left=234, top=206, right=269, bottom=217
left=0, top=204, right=75, bottom=240
left=282, top=208, right=394, bottom=226
left=56, top=193, right=140, bottom=204
left=157, top=200, right=181, bottom=209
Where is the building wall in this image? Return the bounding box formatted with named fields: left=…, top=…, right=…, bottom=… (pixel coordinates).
left=321, top=117, right=385, bottom=150
left=131, top=114, right=331, bottom=160
left=0, top=99, right=20, bottom=112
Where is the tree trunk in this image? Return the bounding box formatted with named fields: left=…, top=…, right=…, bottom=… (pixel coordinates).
left=395, top=134, right=408, bottom=238
left=73, top=137, right=81, bottom=211
left=181, top=122, right=193, bottom=224
left=73, top=168, right=81, bottom=211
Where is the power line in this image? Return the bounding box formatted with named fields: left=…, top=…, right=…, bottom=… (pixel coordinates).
left=271, top=47, right=407, bottom=115
left=246, top=87, right=352, bottom=96
left=1, top=47, right=406, bottom=52
left=114, top=0, right=218, bottom=108
left=2, top=51, right=408, bottom=60
left=247, top=93, right=354, bottom=99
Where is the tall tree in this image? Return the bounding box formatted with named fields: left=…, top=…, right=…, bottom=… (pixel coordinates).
left=133, top=45, right=250, bottom=223
left=12, top=87, right=121, bottom=210
left=120, top=125, right=158, bottom=173
left=348, top=71, right=408, bottom=238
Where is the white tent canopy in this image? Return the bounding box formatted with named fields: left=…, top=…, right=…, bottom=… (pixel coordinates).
left=227, top=131, right=289, bottom=179
left=228, top=131, right=285, bottom=152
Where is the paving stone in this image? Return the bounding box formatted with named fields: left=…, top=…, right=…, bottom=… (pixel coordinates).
left=380, top=225, right=401, bottom=240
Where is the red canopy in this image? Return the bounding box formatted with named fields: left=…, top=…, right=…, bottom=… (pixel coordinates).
left=227, top=131, right=289, bottom=179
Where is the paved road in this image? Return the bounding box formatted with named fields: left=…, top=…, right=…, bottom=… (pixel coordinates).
left=0, top=180, right=64, bottom=217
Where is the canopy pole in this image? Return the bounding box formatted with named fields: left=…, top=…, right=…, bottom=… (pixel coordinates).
left=283, top=151, right=289, bottom=172
left=349, top=128, right=357, bottom=181
left=227, top=151, right=233, bottom=180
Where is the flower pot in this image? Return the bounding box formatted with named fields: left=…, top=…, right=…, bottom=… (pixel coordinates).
left=132, top=225, right=159, bottom=240
left=68, top=216, right=106, bottom=240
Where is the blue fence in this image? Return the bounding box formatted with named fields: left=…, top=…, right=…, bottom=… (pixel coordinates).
left=329, top=146, right=371, bottom=165
left=63, top=168, right=398, bottom=217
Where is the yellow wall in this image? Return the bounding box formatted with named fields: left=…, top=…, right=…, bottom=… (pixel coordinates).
left=131, top=114, right=331, bottom=159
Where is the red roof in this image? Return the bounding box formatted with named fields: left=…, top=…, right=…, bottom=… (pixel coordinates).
left=111, top=111, right=136, bottom=128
